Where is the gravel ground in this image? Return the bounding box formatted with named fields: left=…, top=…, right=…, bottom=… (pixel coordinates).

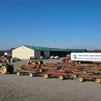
left=0, top=74, right=101, bottom=101
left=0, top=60, right=101, bottom=101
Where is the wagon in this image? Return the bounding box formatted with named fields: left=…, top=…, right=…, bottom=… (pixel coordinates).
left=16, top=60, right=44, bottom=77
left=77, top=72, right=101, bottom=84
left=43, top=66, right=74, bottom=80
left=16, top=68, right=43, bottom=77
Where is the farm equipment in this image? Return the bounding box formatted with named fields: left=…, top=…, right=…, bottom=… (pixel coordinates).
left=42, top=62, right=75, bottom=80
left=69, top=52, right=101, bottom=83
left=42, top=54, right=101, bottom=82
left=43, top=67, right=73, bottom=80
left=0, top=56, right=14, bottom=74
left=76, top=72, right=101, bottom=84
left=62, top=57, right=70, bottom=63
left=0, top=63, right=14, bottom=74
left=16, top=52, right=101, bottom=84
left=16, top=60, right=44, bottom=77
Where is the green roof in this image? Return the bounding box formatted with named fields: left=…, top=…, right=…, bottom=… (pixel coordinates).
left=25, top=45, right=67, bottom=51
left=24, top=45, right=86, bottom=52
left=66, top=49, right=87, bottom=52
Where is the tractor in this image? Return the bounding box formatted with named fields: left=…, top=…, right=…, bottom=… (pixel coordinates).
left=0, top=56, right=14, bottom=74
left=0, top=63, right=14, bottom=74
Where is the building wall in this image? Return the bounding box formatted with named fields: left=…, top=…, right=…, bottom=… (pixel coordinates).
left=35, top=51, right=41, bottom=58
left=12, top=46, right=35, bottom=59
left=44, top=51, right=50, bottom=58
left=35, top=51, right=50, bottom=58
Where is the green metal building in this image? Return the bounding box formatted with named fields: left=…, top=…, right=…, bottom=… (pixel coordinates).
left=12, top=45, right=87, bottom=59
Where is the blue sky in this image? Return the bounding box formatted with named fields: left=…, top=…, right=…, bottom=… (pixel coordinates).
left=0, top=0, right=101, bottom=50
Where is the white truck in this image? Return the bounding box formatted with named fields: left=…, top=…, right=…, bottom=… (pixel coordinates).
left=71, top=53, right=101, bottom=62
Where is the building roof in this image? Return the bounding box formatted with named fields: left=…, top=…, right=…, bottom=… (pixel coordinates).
left=24, top=45, right=86, bottom=52
left=66, top=49, right=87, bottom=52
left=25, top=45, right=67, bottom=51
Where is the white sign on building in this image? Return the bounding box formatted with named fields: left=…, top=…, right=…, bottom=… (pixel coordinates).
left=71, top=53, right=101, bottom=62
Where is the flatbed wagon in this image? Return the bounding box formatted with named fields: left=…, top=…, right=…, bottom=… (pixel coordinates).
left=16, top=68, right=43, bottom=77
left=16, top=60, right=44, bottom=77
left=43, top=67, right=74, bottom=80
left=77, top=72, right=101, bottom=84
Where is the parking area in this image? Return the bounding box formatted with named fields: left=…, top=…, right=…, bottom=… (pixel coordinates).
left=0, top=73, right=101, bottom=101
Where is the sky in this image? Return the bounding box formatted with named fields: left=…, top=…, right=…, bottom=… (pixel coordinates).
left=0, top=0, right=101, bottom=50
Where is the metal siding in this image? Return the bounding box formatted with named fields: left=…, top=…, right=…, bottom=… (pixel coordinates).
left=35, top=51, right=41, bottom=58
left=12, top=46, right=35, bottom=59
left=44, top=51, right=50, bottom=57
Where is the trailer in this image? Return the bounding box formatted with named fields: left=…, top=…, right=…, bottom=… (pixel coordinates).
left=17, top=68, right=43, bottom=77
left=42, top=53, right=101, bottom=82
left=43, top=68, right=73, bottom=80
left=77, top=72, right=101, bottom=84
left=16, top=60, right=44, bottom=77
left=16, top=53, right=101, bottom=84
left=42, top=59, right=99, bottom=80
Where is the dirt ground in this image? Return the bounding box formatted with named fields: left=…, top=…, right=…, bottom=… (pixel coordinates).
left=0, top=74, right=101, bottom=101
left=0, top=60, right=101, bottom=101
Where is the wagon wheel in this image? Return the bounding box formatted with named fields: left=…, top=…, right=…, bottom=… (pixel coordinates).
left=39, top=69, right=43, bottom=73
left=83, top=70, right=87, bottom=73
left=43, top=73, right=49, bottom=79
left=58, top=75, right=64, bottom=80
left=78, top=77, right=84, bottom=82
left=17, top=72, right=21, bottom=76
left=29, top=73, right=35, bottom=77
left=95, top=79, right=101, bottom=84
left=73, top=74, right=78, bottom=78
left=0, top=66, right=7, bottom=74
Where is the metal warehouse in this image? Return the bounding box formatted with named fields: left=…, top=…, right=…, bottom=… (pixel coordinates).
left=12, top=45, right=86, bottom=59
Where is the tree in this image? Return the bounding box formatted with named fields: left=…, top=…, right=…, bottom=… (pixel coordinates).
left=0, top=51, right=4, bottom=56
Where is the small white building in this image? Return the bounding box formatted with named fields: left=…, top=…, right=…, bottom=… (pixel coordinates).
left=12, top=45, right=50, bottom=59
